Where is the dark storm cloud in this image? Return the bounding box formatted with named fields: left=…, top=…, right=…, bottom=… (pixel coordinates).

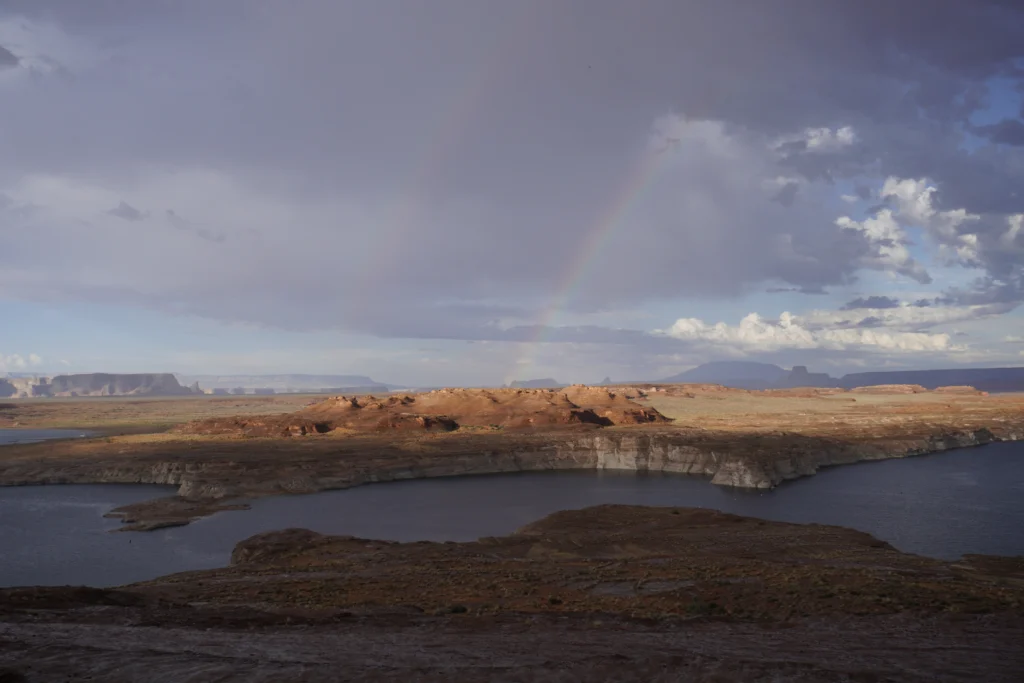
left=0, top=44, right=18, bottom=68
left=841, top=296, right=901, bottom=310
left=108, top=201, right=143, bottom=221
left=165, top=210, right=225, bottom=244
left=973, top=118, right=1024, bottom=146
left=1, top=0, right=1023, bottom=342
left=770, top=181, right=800, bottom=207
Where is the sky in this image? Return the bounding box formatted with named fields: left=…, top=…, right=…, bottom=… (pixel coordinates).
left=2, top=0, right=1024, bottom=386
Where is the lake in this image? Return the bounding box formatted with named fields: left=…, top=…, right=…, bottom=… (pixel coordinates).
left=0, top=428, right=93, bottom=446
left=1, top=441, right=1022, bottom=587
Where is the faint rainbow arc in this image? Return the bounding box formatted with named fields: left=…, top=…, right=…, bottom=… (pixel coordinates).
left=507, top=145, right=668, bottom=382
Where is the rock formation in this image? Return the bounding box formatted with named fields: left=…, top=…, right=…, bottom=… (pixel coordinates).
left=175, top=386, right=671, bottom=436
left=849, top=384, right=927, bottom=394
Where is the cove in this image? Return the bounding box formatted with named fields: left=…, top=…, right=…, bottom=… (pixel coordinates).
left=1, top=441, right=1022, bottom=588
left=0, top=428, right=94, bottom=446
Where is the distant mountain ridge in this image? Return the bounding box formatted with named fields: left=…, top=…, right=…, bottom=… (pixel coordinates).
left=176, top=374, right=401, bottom=392
left=658, top=361, right=789, bottom=389
left=506, top=378, right=565, bottom=389
left=837, top=367, right=1024, bottom=393
left=658, top=363, right=1024, bottom=393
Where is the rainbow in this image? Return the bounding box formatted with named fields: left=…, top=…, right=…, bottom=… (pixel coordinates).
left=506, top=143, right=671, bottom=383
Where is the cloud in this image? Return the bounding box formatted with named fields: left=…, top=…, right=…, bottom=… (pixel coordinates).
left=880, top=177, right=981, bottom=250
left=0, top=352, right=43, bottom=372
left=973, top=119, right=1024, bottom=147
left=0, top=43, right=18, bottom=68
left=874, top=177, right=1024, bottom=305
left=0, top=1, right=1022, bottom=375
left=800, top=302, right=1012, bottom=331
left=656, top=312, right=957, bottom=353
left=108, top=201, right=144, bottom=221
left=0, top=14, right=103, bottom=84
left=835, top=209, right=932, bottom=283
left=775, top=126, right=856, bottom=155
left=770, top=180, right=800, bottom=207
left=0, top=117, right=933, bottom=334
left=166, top=209, right=225, bottom=244
left=766, top=286, right=828, bottom=295
left=842, top=296, right=901, bottom=310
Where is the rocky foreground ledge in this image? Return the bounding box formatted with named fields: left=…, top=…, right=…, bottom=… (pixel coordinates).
left=1, top=505, right=1023, bottom=682
left=0, top=385, right=1023, bottom=530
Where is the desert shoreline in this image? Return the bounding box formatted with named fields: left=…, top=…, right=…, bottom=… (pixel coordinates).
left=2, top=384, right=1024, bottom=530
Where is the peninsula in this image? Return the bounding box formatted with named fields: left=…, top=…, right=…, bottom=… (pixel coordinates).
left=2, top=504, right=1023, bottom=681
left=1, top=383, right=1022, bottom=530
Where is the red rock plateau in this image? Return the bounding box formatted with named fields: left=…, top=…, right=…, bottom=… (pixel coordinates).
left=174, top=386, right=671, bottom=437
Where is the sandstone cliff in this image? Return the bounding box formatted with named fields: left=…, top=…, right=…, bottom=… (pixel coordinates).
left=0, top=424, right=1018, bottom=531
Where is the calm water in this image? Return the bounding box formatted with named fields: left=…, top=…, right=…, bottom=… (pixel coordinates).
left=1, top=441, right=1023, bottom=587
left=0, top=428, right=93, bottom=446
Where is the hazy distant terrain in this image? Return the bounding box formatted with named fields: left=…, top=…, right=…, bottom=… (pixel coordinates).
left=506, top=378, right=565, bottom=389
left=176, top=374, right=399, bottom=393
left=658, top=361, right=789, bottom=389
left=660, top=362, right=1024, bottom=393
left=0, top=374, right=197, bottom=399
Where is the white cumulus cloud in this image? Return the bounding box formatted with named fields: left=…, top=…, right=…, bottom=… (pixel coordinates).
left=0, top=352, right=43, bottom=372
left=655, top=312, right=956, bottom=353
left=774, top=126, right=856, bottom=153
left=835, top=210, right=932, bottom=283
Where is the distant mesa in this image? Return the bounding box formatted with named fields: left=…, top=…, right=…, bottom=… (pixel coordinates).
left=658, top=362, right=1024, bottom=393
left=781, top=365, right=835, bottom=389
left=175, top=386, right=671, bottom=437
left=836, top=368, right=1024, bottom=393
left=0, top=373, right=199, bottom=399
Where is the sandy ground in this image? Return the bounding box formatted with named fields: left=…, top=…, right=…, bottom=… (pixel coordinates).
left=0, top=394, right=321, bottom=432
left=4, top=613, right=1023, bottom=682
